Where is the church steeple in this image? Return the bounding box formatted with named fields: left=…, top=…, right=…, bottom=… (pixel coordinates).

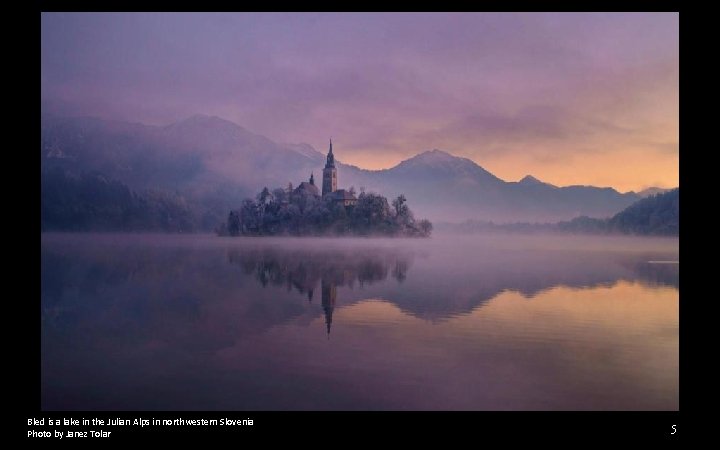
left=325, top=139, right=335, bottom=169
left=309, top=172, right=315, bottom=186
left=322, top=138, right=337, bottom=196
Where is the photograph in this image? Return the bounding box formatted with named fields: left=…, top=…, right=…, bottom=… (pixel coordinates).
left=38, top=10, right=679, bottom=438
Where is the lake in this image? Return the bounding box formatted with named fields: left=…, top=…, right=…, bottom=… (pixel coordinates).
left=41, top=232, right=679, bottom=410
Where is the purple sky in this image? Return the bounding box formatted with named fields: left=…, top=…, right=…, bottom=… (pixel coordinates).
left=41, top=12, right=678, bottom=191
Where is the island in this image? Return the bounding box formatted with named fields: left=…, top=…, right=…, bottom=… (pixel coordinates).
left=221, top=140, right=432, bottom=237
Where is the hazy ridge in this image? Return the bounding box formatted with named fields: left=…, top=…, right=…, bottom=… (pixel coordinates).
left=41, top=114, right=669, bottom=231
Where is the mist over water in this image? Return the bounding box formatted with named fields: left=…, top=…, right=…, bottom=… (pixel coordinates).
left=41, top=232, right=678, bottom=410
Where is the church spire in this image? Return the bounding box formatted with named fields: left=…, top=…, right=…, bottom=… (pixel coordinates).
left=324, top=138, right=335, bottom=169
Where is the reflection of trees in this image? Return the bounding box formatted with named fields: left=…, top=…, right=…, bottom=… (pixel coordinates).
left=632, top=262, right=679, bottom=289
left=228, top=248, right=413, bottom=337
left=228, top=248, right=413, bottom=298
left=392, top=260, right=410, bottom=283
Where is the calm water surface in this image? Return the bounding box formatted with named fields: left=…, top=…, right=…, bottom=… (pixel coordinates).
left=41, top=232, right=678, bottom=410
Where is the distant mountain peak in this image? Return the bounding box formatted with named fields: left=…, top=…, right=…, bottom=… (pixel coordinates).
left=399, top=149, right=480, bottom=167
left=169, top=114, right=243, bottom=130
left=389, top=148, right=503, bottom=185
left=425, top=148, right=454, bottom=156
left=519, top=175, right=543, bottom=185
left=518, top=174, right=557, bottom=188
left=162, top=114, right=270, bottom=148
left=413, top=149, right=462, bottom=162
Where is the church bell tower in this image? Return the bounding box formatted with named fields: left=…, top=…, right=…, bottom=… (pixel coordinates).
left=322, top=139, right=337, bottom=196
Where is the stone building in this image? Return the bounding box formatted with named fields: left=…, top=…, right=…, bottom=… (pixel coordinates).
left=293, top=139, right=357, bottom=206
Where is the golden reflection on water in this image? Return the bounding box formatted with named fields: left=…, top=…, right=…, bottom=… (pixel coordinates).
left=286, top=280, right=679, bottom=410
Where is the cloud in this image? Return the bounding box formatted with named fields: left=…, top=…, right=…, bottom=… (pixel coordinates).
left=41, top=12, right=678, bottom=190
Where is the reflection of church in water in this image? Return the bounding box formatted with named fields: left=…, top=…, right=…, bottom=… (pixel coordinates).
left=321, top=279, right=336, bottom=338
left=229, top=248, right=411, bottom=339
left=308, top=275, right=350, bottom=339
left=298, top=276, right=337, bottom=338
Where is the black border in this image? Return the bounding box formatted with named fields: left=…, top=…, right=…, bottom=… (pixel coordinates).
left=31, top=6, right=684, bottom=443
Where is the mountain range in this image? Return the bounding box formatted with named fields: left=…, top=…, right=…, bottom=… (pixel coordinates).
left=41, top=114, right=672, bottom=228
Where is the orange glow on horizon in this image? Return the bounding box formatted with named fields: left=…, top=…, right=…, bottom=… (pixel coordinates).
left=340, top=145, right=678, bottom=193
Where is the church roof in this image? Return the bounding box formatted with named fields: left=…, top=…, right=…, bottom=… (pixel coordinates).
left=294, top=181, right=320, bottom=197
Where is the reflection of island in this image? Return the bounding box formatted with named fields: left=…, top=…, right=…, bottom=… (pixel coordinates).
left=41, top=235, right=678, bottom=348
left=227, top=244, right=678, bottom=325
left=228, top=248, right=413, bottom=336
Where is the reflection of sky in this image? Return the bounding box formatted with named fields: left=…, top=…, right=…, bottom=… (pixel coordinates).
left=41, top=13, right=678, bottom=191
left=41, top=234, right=678, bottom=410
left=212, top=283, right=678, bottom=410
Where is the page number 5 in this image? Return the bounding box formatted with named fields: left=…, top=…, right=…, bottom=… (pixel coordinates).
left=671, top=425, right=677, bottom=435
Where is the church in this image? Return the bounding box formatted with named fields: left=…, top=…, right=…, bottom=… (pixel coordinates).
left=293, top=139, right=358, bottom=207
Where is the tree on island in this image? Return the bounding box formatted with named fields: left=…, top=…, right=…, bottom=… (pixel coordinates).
left=223, top=186, right=432, bottom=237
left=227, top=210, right=240, bottom=236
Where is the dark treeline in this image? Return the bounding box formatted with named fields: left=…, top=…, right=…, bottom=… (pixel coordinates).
left=41, top=167, right=226, bottom=232
left=440, top=189, right=679, bottom=236
left=222, top=186, right=432, bottom=237
left=560, top=188, right=678, bottom=235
